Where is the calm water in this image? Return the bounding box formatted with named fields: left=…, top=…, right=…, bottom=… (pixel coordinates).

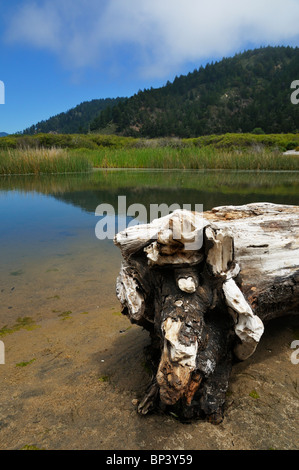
left=0, top=169, right=298, bottom=326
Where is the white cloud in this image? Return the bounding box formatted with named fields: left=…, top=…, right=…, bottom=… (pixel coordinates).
left=5, top=2, right=61, bottom=50
left=4, top=0, right=299, bottom=78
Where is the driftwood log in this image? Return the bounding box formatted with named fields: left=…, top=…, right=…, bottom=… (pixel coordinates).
left=114, top=203, right=299, bottom=423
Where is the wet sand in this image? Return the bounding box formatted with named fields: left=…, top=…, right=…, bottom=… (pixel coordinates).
left=0, top=296, right=298, bottom=450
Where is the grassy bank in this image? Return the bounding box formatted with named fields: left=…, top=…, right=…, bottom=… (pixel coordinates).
left=1, top=133, right=299, bottom=174
left=0, top=147, right=92, bottom=175
left=73, top=146, right=299, bottom=171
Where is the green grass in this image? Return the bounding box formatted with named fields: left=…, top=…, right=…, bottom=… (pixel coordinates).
left=0, top=133, right=299, bottom=174
left=0, top=147, right=92, bottom=175
left=72, top=146, right=299, bottom=171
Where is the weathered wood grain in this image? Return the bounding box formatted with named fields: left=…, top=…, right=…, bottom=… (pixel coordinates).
left=114, top=203, right=299, bottom=423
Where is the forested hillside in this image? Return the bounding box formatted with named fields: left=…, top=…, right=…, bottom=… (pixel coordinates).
left=21, top=46, right=299, bottom=138
left=90, top=46, right=299, bottom=137
left=23, top=97, right=124, bottom=134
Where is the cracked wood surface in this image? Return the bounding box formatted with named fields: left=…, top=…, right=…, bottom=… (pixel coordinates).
left=114, top=203, right=299, bottom=423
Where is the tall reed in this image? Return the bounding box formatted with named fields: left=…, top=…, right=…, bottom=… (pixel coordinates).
left=0, top=147, right=92, bottom=175
left=1, top=146, right=299, bottom=174
left=72, top=147, right=299, bottom=171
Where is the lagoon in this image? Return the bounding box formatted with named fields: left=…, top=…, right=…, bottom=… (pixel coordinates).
left=0, top=168, right=299, bottom=450
left=1, top=168, right=299, bottom=328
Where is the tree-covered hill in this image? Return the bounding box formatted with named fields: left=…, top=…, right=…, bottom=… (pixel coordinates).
left=22, top=97, right=124, bottom=135
left=90, top=46, right=299, bottom=137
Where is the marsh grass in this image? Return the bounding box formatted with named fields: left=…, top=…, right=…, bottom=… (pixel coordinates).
left=0, top=147, right=92, bottom=175
left=72, top=146, right=299, bottom=171
left=1, top=142, right=299, bottom=174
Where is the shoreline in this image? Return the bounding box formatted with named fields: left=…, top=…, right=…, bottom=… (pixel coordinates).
left=1, top=167, right=299, bottom=177
left=0, top=302, right=298, bottom=450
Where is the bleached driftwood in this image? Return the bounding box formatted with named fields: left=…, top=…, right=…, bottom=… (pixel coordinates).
left=114, top=203, right=299, bottom=423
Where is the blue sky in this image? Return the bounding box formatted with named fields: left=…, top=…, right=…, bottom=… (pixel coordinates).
left=1, top=0, right=299, bottom=134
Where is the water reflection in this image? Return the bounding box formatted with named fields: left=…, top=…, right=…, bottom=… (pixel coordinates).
left=1, top=169, right=299, bottom=213
left=0, top=169, right=298, bottom=326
